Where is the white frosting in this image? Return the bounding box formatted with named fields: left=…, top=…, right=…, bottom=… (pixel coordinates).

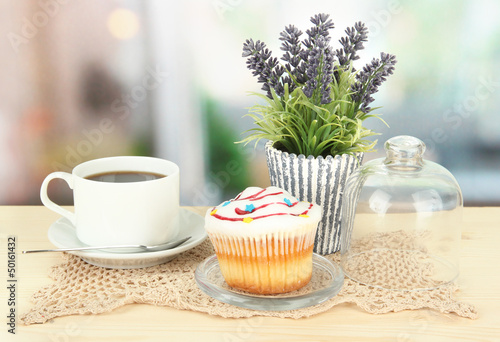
left=204, top=186, right=321, bottom=237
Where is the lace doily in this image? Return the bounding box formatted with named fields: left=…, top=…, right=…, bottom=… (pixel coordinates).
left=20, top=240, right=477, bottom=325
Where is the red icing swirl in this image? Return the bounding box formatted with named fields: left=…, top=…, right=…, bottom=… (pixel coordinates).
left=210, top=188, right=313, bottom=223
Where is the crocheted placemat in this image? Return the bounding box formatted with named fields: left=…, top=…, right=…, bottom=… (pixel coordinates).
left=20, top=239, right=477, bottom=325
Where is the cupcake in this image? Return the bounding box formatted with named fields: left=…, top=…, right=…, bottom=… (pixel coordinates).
left=204, top=186, right=321, bottom=294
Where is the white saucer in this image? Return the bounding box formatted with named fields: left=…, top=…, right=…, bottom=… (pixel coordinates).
left=48, top=208, right=207, bottom=269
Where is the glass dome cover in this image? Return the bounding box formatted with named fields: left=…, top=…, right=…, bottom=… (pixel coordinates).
left=340, top=135, right=462, bottom=291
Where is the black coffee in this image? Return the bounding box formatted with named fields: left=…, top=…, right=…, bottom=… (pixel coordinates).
left=85, top=171, right=166, bottom=183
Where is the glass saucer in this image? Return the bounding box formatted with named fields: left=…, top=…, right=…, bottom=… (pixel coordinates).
left=195, top=254, right=344, bottom=311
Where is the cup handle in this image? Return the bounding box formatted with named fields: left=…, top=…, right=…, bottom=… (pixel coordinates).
left=40, top=172, right=76, bottom=226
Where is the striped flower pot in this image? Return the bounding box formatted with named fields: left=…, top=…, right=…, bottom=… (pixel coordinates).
left=265, top=141, right=363, bottom=255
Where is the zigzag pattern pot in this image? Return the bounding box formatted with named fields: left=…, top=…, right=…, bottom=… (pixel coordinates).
left=265, top=141, right=363, bottom=255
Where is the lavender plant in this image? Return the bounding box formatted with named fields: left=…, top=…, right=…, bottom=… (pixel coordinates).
left=240, top=13, right=397, bottom=157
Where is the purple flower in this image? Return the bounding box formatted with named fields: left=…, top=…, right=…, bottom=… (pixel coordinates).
left=280, top=25, right=304, bottom=91
left=351, top=52, right=397, bottom=113
left=242, top=39, right=281, bottom=98
left=336, top=22, right=369, bottom=68
left=301, top=14, right=335, bottom=104
left=242, top=13, right=396, bottom=108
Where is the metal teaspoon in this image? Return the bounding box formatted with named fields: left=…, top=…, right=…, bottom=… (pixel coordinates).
left=22, top=236, right=192, bottom=254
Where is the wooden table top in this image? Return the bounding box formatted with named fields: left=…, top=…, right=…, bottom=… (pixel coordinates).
left=0, top=206, right=499, bottom=341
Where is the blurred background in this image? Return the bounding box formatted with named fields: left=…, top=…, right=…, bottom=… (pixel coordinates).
left=0, top=0, right=499, bottom=206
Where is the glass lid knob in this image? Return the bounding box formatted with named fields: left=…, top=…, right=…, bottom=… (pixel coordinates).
left=384, top=135, right=425, bottom=170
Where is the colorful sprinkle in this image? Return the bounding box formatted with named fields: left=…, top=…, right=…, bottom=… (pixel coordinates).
left=243, top=217, right=254, bottom=223
left=284, top=198, right=293, bottom=206
left=245, top=204, right=256, bottom=213
left=210, top=209, right=217, bottom=216
left=222, top=201, right=231, bottom=207
left=299, top=214, right=309, bottom=218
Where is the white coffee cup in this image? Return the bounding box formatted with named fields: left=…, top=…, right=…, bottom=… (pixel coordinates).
left=40, top=156, right=180, bottom=246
